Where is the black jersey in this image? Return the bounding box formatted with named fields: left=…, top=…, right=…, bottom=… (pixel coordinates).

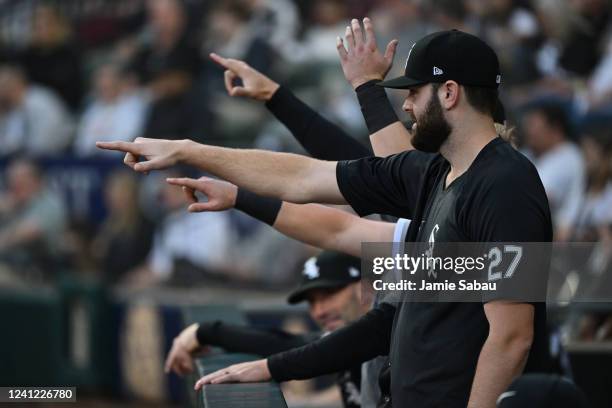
left=336, top=137, right=552, bottom=407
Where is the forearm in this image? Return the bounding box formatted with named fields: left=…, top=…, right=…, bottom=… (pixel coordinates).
left=266, top=86, right=371, bottom=160
left=196, top=321, right=310, bottom=357
left=235, top=187, right=392, bottom=257
left=369, top=122, right=413, bottom=157
left=467, top=336, right=531, bottom=408
left=181, top=142, right=343, bottom=204
left=274, top=202, right=393, bottom=257
left=356, top=80, right=413, bottom=156
left=267, top=303, right=395, bottom=381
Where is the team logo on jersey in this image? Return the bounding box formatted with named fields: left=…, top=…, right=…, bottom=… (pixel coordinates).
left=303, top=257, right=320, bottom=279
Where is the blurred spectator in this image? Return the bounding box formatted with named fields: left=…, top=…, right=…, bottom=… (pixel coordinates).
left=558, top=0, right=611, bottom=78
left=0, top=65, right=74, bottom=156
left=293, top=0, right=349, bottom=62
left=91, top=170, right=154, bottom=283
left=129, top=0, right=200, bottom=139
left=522, top=102, right=585, bottom=240
left=203, top=0, right=275, bottom=73
left=18, top=4, right=83, bottom=111
left=0, top=158, right=68, bottom=282
left=427, top=0, right=468, bottom=31
left=587, top=32, right=612, bottom=108
left=573, top=118, right=612, bottom=241
left=470, top=0, right=542, bottom=86
left=124, top=172, right=235, bottom=287
left=74, top=63, right=148, bottom=157
left=245, top=0, right=300, bottom=62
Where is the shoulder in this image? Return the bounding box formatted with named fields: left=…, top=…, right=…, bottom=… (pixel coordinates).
left=459, top=140, right=552, bottom=241
left=468, top=138, right=545, bottom=194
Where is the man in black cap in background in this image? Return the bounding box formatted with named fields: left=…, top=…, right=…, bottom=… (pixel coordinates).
left=165, top=251, right=369, bottom=408
left=99, top=25, right=552, bottom=408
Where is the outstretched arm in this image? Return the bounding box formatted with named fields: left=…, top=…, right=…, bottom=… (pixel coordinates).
left=194, top=302, right=396, bottom=388
left=164, top=322, right=312, bottom=377
left=96, top=138, right=343, bottom=204
left=209, top=53, right=371, bottom=160
left=166, top=176, right=395, bottom=257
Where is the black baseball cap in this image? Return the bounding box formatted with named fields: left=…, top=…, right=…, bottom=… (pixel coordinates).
left=496, top=374, right=589, bottom=408
left=287, top=251, right=361, bottom=304
left=378, top=29, right=501, bottom=90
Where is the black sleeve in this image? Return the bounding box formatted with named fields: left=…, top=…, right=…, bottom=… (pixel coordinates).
left=336, top=151, right=435, bottom=218
left=267, top=302, right=395, bottom=381
left=196, top=321, right=313, bottom=357
left=265, top=86, right=372, bottom=160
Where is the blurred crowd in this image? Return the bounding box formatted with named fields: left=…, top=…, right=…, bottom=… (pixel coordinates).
left=0, top=0, right=610, bottom=302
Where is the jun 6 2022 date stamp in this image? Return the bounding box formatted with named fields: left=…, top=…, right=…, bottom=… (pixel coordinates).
left=0, top=387, right=76, bottom=402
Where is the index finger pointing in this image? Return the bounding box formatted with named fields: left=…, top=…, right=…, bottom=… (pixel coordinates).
left=210, top=53, right=246, bottom=74
left=166, top=177, right=200, bottom=190
left=96, top=141, right=139, bottom=153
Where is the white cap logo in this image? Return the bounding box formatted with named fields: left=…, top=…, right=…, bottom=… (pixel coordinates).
left=348, top=267, right=360, bottom=278
left=433, top=66, right=444, bottom=75
left=496, top=74, right=501, bottom=84
left=405, top=43, right=416, bottom=70
left=303, top=257, right=320, bottom=280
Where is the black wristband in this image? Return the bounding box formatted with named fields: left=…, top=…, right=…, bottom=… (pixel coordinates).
left=235, top=188, right=282, bottom=226
left=356, top=80, right=399, bottom=134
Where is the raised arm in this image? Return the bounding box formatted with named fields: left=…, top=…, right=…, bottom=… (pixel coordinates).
left=96, top=138, right=343, bottom=204
left=209, top=53, right=371, bottom=160
left=338, top=17, right=413, bottom=156
left=165, top=176, right=396, bottom=257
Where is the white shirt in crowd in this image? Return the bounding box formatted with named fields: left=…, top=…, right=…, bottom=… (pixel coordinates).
left=0, top=85, right=74, bottom=155
left=531, top=142, right=586, bottom=231
left=149, top=209, right=234, bottom=280
left=74, top=92, right=148, bottom=157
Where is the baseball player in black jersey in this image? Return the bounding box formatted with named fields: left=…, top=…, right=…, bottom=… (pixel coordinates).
left=98, top=26, right=552, bottom=408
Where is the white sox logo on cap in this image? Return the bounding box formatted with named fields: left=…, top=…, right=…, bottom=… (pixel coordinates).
left=303, top=257, right=320, bottom=279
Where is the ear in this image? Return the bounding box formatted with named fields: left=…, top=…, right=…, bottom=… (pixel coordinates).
left=439, top=81, right=460, bottom=110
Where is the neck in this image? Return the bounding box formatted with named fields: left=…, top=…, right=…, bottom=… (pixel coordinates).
left=439, top=117, right=497, bottom=180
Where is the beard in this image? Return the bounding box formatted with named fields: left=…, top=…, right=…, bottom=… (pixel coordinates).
left=411, top=91, right=452, bottom=153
